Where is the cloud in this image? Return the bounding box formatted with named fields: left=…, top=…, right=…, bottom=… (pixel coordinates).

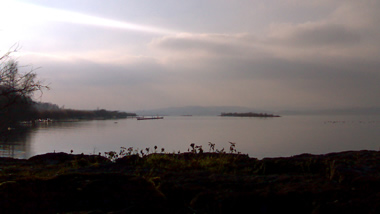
left=267, top=23, right=360, bottom=47
left=150, top=22, right=370, bottom=66
left=25, top=58, right=174, bottom=110
left=150, top=0, right=380, bottom=62
left=29, top=58, right=166, bottom=87
left=150, top=33, right=255, bottom=56
left=10, top=0, right=380, bottom=111
left=146, top=1, right=380, bottom=110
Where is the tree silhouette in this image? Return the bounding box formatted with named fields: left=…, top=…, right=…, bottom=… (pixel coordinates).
left=0, top=48, right=49, bottom=129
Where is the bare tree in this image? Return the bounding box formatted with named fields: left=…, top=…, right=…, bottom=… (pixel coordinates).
left=0, top=48, right=49, bottom=128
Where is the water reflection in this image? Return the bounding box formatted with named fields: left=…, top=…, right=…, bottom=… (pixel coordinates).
left=30, top=120, right=89, bottom=131
left=0, top=127, right=33, bottom=159
left=0, top=121, right=89, bottom=159
left=1, top=116, right=379, bottom=159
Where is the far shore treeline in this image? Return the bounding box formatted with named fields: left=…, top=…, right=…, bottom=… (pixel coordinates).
left=1, top=100, right=136, bottom=129
left=220, top=112, right=280, bottom=117
left=0, top=50, right=135, bottom=131
left=31, top=102, right=136, bottom=121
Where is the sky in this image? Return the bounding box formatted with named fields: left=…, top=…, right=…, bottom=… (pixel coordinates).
left=1, top=0, right=379, bottom=112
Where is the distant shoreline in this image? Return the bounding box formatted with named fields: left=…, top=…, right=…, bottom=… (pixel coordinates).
left=220, top=112, right=281, bottom=117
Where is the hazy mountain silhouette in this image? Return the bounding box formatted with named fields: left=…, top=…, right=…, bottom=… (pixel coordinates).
left=279, top=107, right=380, bottom=115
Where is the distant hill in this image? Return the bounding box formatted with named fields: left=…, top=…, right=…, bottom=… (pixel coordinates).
left=133, top=106, right=275, bottom=116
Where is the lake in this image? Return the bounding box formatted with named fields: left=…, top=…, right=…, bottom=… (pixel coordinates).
left=1, top=115, right=380, bottom=159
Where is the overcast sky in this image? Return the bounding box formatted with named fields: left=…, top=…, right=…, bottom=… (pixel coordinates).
left=1, top=0, right=379, bottom=111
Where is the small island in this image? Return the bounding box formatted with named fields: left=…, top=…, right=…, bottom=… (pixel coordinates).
left=220, top=112, right=281, bottom=117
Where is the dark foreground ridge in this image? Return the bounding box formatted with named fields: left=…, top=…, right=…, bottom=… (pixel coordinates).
left=0, top=150, right=379, bottom=213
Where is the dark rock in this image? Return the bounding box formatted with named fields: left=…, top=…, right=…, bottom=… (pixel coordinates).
left=28, top=152, right=77, bottom=164
left=115, top=154, right=142, bottom=165
left=0, top=150, right=379, bottom=213
left=0, top=173, right=167, bottom=214
left=28, top=152, right=110, bottom=165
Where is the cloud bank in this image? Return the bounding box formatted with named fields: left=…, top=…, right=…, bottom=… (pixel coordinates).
left=3, top=0, right=380, bottom=111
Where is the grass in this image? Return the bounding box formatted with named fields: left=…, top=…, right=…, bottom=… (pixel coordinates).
left=103, top=142, right=250, bottom=173
left=2, top=143, right=376, bottom=185
left=0, top=142, right=249, bottom=183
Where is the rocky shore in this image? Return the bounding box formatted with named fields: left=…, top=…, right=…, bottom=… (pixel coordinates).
left=0, top=150, right=379, bottom=213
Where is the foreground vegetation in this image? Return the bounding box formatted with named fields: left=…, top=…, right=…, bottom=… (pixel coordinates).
left=0, top=145, right=378, bottom=213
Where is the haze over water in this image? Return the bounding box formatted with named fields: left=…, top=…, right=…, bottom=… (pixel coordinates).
left=2, top=115, right=379, bottom=159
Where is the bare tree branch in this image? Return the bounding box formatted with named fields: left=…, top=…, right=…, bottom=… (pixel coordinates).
left=0, top=48, right=49, bottom=114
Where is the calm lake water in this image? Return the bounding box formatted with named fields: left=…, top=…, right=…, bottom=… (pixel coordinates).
left=1, top=115, right=380, bottom=159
